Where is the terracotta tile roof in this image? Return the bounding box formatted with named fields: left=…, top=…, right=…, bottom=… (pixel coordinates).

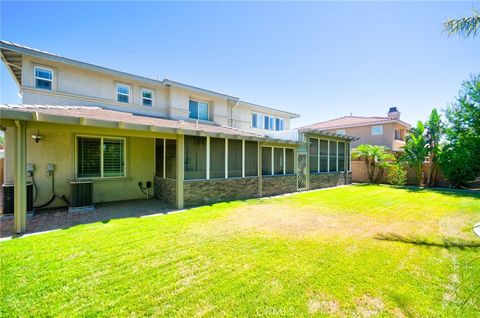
left=300, top=115, right=410, bottom=130
left=0, top=104, right=265, bottom=139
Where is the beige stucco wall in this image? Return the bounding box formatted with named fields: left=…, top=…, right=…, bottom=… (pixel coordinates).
left=19, top=55, right=294, bottom=131
left=22, top=56, right=170, bottom=117
left=326, top=122, right=407, bottom=150
left=232, top=102, right=292, bottom=133
left=4, top=121, right=163, bottom=207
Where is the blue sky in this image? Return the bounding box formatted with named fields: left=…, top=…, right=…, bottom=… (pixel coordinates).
left=1, top=1, right=478, bottom=128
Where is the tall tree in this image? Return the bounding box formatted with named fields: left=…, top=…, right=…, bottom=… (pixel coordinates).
left=424, top=109, right=443, bottom=187
left=401, top=121, right=429, bottom=186
left=439, top=74, right=480, bottom=187
left=444, top=9, right=480, bottom=38
left=352, top=144, right=394, bottom=184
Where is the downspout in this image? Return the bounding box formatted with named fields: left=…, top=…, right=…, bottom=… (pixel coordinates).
left=230, top=100, right=239, bottom=127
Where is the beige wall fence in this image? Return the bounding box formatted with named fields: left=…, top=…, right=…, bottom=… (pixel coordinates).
left=0, top=158, right=3, bottom=184
left=351, top=159, right=450, bottom=187
left=0, top=158, right=3, bottom=212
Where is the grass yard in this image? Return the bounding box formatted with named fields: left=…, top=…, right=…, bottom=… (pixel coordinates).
left=1, top=185, right=479, bottom=317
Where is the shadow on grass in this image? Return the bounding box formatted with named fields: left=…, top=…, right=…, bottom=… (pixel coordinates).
left=355, top=183, right=480, bottom=199
left=403, top=186, right=480, bottom=199
left=374, top=232, right=480, bottom=250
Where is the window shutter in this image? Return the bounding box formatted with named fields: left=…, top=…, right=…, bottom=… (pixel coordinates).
left=77, top=137, right=101, bottom=178
left=103, top=138, right=125, bottom=177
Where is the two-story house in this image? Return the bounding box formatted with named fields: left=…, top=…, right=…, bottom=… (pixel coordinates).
left=0, top=40, right=355, bottom=234
left=300, top=108, right=411, bottom=153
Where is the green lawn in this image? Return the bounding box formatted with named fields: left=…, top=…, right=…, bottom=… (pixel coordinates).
left=1, top=185, right=479, bottom=317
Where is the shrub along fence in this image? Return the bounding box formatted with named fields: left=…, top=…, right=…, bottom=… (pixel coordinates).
left=351, top=159, right=450, bottom=187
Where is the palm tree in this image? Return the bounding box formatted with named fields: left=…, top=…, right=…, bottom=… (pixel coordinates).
left=424, top=109, right=443, bottom=187
left=401, top=121, right=429, bottom=186
left=444, top=9, right=480, bottom=38
left=352, top=144, right=395, bottom=183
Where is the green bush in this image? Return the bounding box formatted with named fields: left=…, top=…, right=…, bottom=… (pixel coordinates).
left=439, top=144, right=479, bottom=188
left=387, top=164, right=407, bottom=186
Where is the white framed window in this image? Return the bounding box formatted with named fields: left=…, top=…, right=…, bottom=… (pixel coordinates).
left=34, top=66, right=53, bottom=90
left=395, top=128, right=403, bottom=140
left=116, top=84, right=130, bottom=103
left=141, top=89, right=153, bottom=107
left=372, top=125, right=383, bottom=136
left=264, top=115, right=271, bottom=130
left=76, top=136, right=126, bottom=178
left=253, top=112, right=285, bottom=131
left=252, top=112, right=264, bottom=129
left=189, top=99, right=209, bottom=120
left=275, top=118, right=285, bottom=131
left=336, top=129, right=346, bottom=135
left=269, top=117, right=274, bottom=130
left=252, top=113, right=258, bottom=128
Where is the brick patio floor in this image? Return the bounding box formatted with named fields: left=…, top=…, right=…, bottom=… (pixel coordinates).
left=0, top=199, right=172, bottom=239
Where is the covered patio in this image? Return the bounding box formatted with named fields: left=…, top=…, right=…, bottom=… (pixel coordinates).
left=0, top=199, right=171, bottom=239
left=0, top=104, right=299, bottom=235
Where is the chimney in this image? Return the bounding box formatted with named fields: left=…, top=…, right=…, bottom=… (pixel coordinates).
left=387, top=107, right=400, bottom=119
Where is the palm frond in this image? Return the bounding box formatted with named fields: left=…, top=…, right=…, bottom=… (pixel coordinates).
left=444, top=12, right=480, bottom=38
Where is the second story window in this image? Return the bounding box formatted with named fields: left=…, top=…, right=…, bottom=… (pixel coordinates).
left=275, top=118, right=285, bottom=131
left=189, top=100, right=209, bottom=121
left=116, top=84, right=130, bottom=103
left=252, top=112, right=284, bottom=131
left=263, top=116, right=275, bottom=130
left=395, top=129, right=403, bottom=140
left=264, top=115, right=271, bottom=130
left=252, top=113, right=263, bottom=129
left=372, top=125, right=383, bottom=136
left=34, top=66, right=53, bottom=90
left=336, top=129, right=346, bottom=135
left=141, top=89, right=153, bottom=107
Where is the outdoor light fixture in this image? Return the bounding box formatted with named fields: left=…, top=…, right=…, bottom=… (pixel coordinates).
left=31, top=129, right=43, bottom=143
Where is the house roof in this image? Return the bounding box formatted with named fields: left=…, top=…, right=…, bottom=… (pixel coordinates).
left=300, top=115, right=411, bottom=130
left=0, top=40, right=299, bottom=119
left=0, top=104, right=303, bottom=143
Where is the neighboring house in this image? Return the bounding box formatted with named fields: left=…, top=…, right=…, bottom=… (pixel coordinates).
left=0, top=40, right=355, bottom=233
left=300, top=108, right=411, bottom=152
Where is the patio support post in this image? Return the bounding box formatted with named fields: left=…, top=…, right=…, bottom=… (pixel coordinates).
left=14, top=120, right=27, bottom=234
left=327, top=141, right=330, bottom=172
left=242, top=140, right=245, bottom=178
left=225, top=139, right=228, bottom=178
left=258, top=142, right=262, bottom=197
left=206, top=136, right=210, bottom=180
left=345, top=142, right=349, bottom=183
left=271, top=146, right=274, bottom=176
left=176, top=134, right=184, bottom=209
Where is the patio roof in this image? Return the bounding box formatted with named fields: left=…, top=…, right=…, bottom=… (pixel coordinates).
left=0, top=104, right=301, bottom=143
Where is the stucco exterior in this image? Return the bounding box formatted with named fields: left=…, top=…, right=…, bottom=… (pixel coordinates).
left=0, top=41, right=355, bottom=234
left=4, top=121, right=169, bottom=207
left=325, top=122, right=407, bottom=151
left=12, top=48, right=297, bottom=133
